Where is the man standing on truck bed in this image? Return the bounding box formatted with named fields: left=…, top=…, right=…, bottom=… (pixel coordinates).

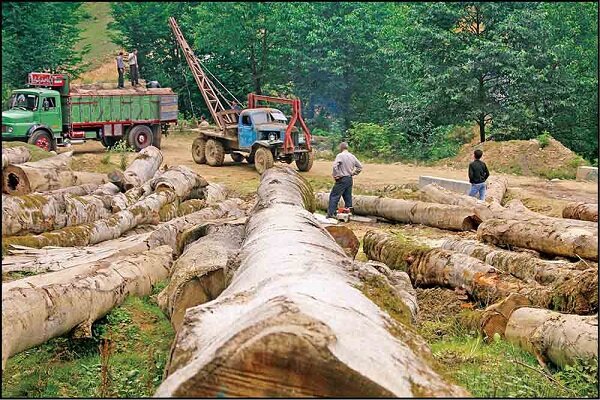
left=116, top=51, right=125, bottom=88
left=129, top=49, right=139, bottom=87
left=326, top=142, right=363, bottom=220
left=468, top=149, right=490, bottom=201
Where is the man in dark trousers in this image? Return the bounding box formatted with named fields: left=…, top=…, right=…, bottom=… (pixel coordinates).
left=326, top=142, right=363, bottom=220
left=116, top=51, right=125, bottom=88
left=468, top=149, right=490, bottom=200
left=128, top=49, right=139, bottom=87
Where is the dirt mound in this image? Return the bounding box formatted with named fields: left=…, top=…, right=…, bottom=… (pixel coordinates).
left=437, top=137, right=586, bottom=179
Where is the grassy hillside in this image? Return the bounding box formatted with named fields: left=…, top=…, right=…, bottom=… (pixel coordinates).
left=75, top=2, right=119, bottom=73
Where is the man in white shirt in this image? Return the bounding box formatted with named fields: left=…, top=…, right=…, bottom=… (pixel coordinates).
left=129, top=49, right=139, bottom=87
left=326, top=142, right=363, bottom=219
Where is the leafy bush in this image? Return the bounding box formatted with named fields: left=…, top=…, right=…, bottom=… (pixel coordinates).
left=537, top=132, right=552, bottom=148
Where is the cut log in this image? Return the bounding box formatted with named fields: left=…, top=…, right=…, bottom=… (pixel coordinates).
left=324, top=225, right=360, bottom=258
left=315, top=192, right=480, bottom=231
left=505, top=308, right=598, bottom=368
left=1, top=246, right=173, bottom=369
left=40, top=183, right=100, bottom=196
left=562, top=202, right=598, bottom=222
left=485, top=176, right=508, bottom=204
left=1, top=166, right=205, bottom=250
left=2, top=146, right=31, bottom=169
left=108, top=146, right=163, bottom=191
left=157, top=222, right=245, bottom=331
left=477, top=218, right=598, bottom=260
left=363, top=230, right=597, bottom=314
left=440, top=239, right=595, bottom=285
left=159, top=199, right=207, bottom=222
left=2, top=199, right=247, bottom=274
left=156, top=167, right=467, bottom=398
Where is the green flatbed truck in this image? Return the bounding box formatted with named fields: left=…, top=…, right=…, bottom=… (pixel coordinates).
left=1, top=72, right=178, bottom=151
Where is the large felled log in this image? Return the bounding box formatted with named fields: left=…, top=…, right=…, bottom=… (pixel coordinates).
left=2, top=199, right=247, bottom=275
left=108, top=146, right=163, bottom=191
left=2, top=166, right=204, bottom=250
left=485, top=176, right=508, bottom=204
left=562, top=202, right=598, bottom=222
left=363, top=230, right=597, bottom=314
left=440, top=239, right=595, bottom=285
left=1, top=246, right=173, bottom=369
left=478, top=218, right=598, bottom=260
left=156, top=167, right=467, bottom=398
left=316, top=192, right=480, bottom=231
left=505, top=308, right=598, bottom=368
left=157, top=222, right=245, bottom=331
left=2, top=146, right=31, bottom=169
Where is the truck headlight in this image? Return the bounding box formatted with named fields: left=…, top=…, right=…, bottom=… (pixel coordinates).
left=268, top=133, right=276, bottom=141
left=8, top=127, right=13, bottom=133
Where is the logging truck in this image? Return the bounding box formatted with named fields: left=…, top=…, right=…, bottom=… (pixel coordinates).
left=1, top=72, right=178, bottom=152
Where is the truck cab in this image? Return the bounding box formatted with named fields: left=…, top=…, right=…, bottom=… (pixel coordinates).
left=2, top=88, right=62, bottom=151
left=238, top=108, right=301, bottom=149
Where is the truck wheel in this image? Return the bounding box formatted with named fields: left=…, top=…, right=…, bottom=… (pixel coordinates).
left=254, top=147, right=274, bottom=174
left=231, top=152, right=244, bottom=163
left=127, top=125, right=153, bottom=152
left=152, top=126, right=162, bottom=149
left=28, top=130, right=55, bottom=152
left=192, top=137, right=207, bottom=164
left=205, top=139, right=225, bottom=166
left=101, top=136, right=121, bottom=149
left=296, top=150, right=314, bottom=172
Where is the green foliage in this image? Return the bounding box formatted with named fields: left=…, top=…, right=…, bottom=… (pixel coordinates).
left=537, top=132, right=551, bottom=148
left=555, top=359, right=599, bottom=397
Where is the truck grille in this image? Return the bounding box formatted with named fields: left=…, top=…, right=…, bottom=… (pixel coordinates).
left=1, top=125, right=7, bottom=133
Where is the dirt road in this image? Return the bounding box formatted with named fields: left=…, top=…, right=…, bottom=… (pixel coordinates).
left=66, top=133, right=598, bottom=204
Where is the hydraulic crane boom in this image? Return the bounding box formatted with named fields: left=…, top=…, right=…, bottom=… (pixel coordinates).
left=168, top=17, right=237, bottom=130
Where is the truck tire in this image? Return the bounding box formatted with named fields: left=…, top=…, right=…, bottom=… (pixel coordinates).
left=28, top=130, right=55, bottom=152
left=254, top=147, right=274, bottom=175
left=152, top=125, right=162, bottom=149
left=230, top=152, right=244, bottom=163
left=101, top=136, right=122, bottom=149
left=127, top=125, right=153, bottom=152
left=192, top=137, right=207, bottom=164
left=296, top=150, right=314, bottom=172
left=205, top=139, right=225, bottom=166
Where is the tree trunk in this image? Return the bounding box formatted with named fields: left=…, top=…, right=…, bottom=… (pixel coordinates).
left=2, top=199, right=247, bottom=275
left=505, top=308, right=598, bottom=368
left=485, top=176, right=508, bottom=204
left=159, top=199, right=207, bottom=222
left=315, top=192, right=481, bottom=231
left=157, top=222, right=245, bottom=331
left=363, top=230, right=597, bottom=314
left=156, top=167, right=467, bottom=398
left=478, top=218, right=598, bottom=260
left=107, top=146, right=163, bottom=191
left=2, top=146, right=31, bottom=169
left=562, top=202, right=598, bottom=222
left=1, top=166, right=205, bottom=250
left=1, top=246, right=173, bottom=369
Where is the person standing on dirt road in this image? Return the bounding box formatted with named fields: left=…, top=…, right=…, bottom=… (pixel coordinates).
left=128, top=49, right=139, bottom=87
left=116, top=52, right=125, bottom=88
left=468, top=149, right=490, bottom=201
left=326, top=142, right=363, bottom=220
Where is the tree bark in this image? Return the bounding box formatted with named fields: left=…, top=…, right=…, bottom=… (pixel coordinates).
left=485, top=176, right=508, bottom=204
left=156, top=167, right=467, bottom=398
left=477, top=218, right=598, bottom=260
left=1, top=246, right=173, bottom=369
left=2, top=146, right=31, bottom=169
left=159, top=199, right=207, bottom=222
left=363, top=230, right=597, bottom=314
left=316, top=192, right=481, bottom=231
left=1, top=166, right=205, bottom=250
left=157, top=222, right=245, bottom=331
left=562, top=202, right=598, bottom=222
left=107, top=146, right=163, bottom=192
left=505, top=308, right=598, bottom=368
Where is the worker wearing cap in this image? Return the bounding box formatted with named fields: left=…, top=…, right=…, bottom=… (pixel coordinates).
left=326, top=142, right=363, bottom=220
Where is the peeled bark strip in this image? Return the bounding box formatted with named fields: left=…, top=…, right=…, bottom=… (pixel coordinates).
left=562, top=202, right=598, bottom=222
left=2, top=146, right=31, bottom=169
left=363, top=230, right=597, bottom=313
left=485, top=176, right=508, bottom=204
left=2, top=166, right=205, bottom=250
left=157, top=223, right=245, bottom=331
left=156, top=167, right=467, bottom=398
left=478, top=218, right=598, bottom=260
left=108, top=146, right=163, bottom=191
left=505, top=308, right=598, bottom=367
left=1, top=246, right=173, bottom=369
left=2, top=199, right=247, bottom=274
left=440, top=239, right=595, bottom=285
left=316, top=192, right=480, bottom=231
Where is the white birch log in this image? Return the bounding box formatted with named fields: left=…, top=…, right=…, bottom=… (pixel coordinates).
left=2, top=146, right=31, bottom=169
